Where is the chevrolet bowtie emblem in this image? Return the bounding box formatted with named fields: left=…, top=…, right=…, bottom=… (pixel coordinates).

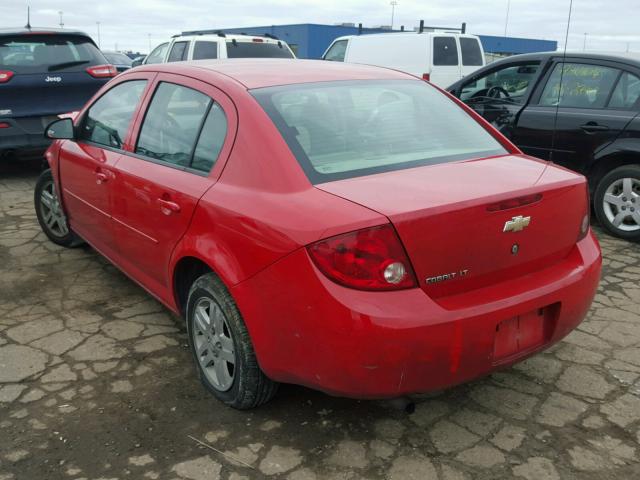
left=503, top=215, right=531, bottom=233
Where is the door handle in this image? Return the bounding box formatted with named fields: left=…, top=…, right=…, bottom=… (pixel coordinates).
left=580, top=123, right=609, bottom=133
left=95, top=171, right=109, bottom=184
left=157, top=198, right=181, bottom=215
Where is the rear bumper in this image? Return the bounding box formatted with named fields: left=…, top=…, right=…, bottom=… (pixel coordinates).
left=233, top=230, right=601, bottom=399
left=0, top=117, right=53, bottom=157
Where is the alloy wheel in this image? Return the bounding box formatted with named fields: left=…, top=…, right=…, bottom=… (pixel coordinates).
left=602, top=177, right=640, bottom=232
left=192, top=297, right=236, bottom=391
left=39, top=180, right=69, bottom=238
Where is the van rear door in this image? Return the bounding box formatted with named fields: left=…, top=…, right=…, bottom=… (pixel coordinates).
left=459, top=36, right=485, bottom=78
left=430, top=35, right=461, bottom=87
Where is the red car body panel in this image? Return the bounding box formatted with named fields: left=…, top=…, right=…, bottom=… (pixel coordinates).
left=45, top=59, right=602, bottom=399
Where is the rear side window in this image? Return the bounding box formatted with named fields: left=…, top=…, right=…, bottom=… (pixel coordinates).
left=460, top=38, right=483, bottom=66
left=433, top=37, right=458, bottom=66
left=539, top=63, right=619, bottom=109
left=0, top=34, right=104, bottom=73
left=608, top=72, right=640, bottom=109
left=136, top=82, right=211, bottom=168
left=146, top=42, right=168, bottom=64
left=193, top=41, right=218, bottom=60
left=80, top=80, right=147, bottom=148
left=192, top=103, right=227, bottom=172
left=253, top=80, right=506, bottom=183
left=167, top=41, right=189, bottom=62
left=324, top=40, right=348, bottom=62
left=226, top=41, right=293, bottom=59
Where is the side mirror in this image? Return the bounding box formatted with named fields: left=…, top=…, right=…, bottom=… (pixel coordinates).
left=45, top=118, right=74, bottom=140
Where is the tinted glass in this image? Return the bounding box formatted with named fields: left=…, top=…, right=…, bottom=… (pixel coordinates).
left=167, top=41, right=189, bottom=62
left=192, top=103, right=227, bottom=172
left=460, top=62, right=540, bottom=105
left=0, top=34, right=104, bottom=73
left=226, top=41, right=293, bottom=58
left=80, top=80, right=147, bottom=148
left=136, top=82, right=211, bottom=167
left=460, top=38, right=483, bottom=66
left=324, top=40, right=348, bottom=62
left=539, top=63, right=619, bottom=109
left=193, top=41, right=218, bottom=60
left=433, top=37, right=458, bottom=66
left=253, top=80, right=506, bottom=183
left=103, top=52, right=132, bottom=65
left=146, top=42, right=168, bottom=64
left=609, top=72, right=640, bottom=109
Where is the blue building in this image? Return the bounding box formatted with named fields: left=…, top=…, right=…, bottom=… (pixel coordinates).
left=219, top=23, right=557, bottom=59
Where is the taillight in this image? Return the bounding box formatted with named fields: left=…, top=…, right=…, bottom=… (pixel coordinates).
left=422, top=73, right=430, bottom=81
left=85, top=64, right=117, bottom=78
left=578, top=185, right=591, bottom=241
left=0, top=70, right=14, bottom=83
left=0, top=122, right=10, bottom=129
left=307, top=224, right=417, bottom=291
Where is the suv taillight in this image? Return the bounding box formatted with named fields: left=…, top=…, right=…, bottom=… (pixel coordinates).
left=0, top=70, right=14, bottom=83
left=86, top=64, right=117, bottom=78
left=307, top=224, right=417, bottom=291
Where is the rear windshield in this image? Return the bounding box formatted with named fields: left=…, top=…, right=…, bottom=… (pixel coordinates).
left=103, top=52, right=132, bottom=65
left=0, top=34, right=105, bottom=73
left=252, top=80, right=506, bottom=183
left=226, top=41, right=293, bottom=59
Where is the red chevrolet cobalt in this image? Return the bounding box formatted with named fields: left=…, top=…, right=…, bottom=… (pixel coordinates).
left=35, top=59, right=601, bottom=409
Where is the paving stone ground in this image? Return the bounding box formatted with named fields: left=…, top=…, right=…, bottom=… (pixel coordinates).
left=1, top=162, right=640, bottom=480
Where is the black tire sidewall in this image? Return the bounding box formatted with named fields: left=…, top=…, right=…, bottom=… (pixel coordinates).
left=594, top=165, right=640, bottom=241
left=34, top=169, right=78, bottom=247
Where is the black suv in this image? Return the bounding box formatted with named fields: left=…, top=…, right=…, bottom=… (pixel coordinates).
left=448, top=52, right=640, bottom=241
left=0, top=28, right=116, bottom=161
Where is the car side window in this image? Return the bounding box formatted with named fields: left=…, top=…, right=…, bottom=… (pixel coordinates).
left=146, top=42, right=168, bottom=64
left=433, top=37, right=458, bottom=66
left=79, top=80, right=147, bottom=149
left=539, top=63, right=619, bottom=109
left=193, top=41, right=218, bottom=60
left=192, top=103, right=228, bottom=172
left=460, top=62, right=540, bottom=104
left=135, top=82, right=211, bottom=168
left=324, top=40, right=347, bottom=62
left=167, top=41, right=189, bottom=62
left=608, top=72, right=640, bottom=109
left=460, top=38, right=483, bottom=66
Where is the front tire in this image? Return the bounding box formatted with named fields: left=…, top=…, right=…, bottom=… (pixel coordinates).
left=34, top=169, right=83, bottom=247
left=186, top=272, right=278, bottom=409
left=594, top=165, right=640, bottom=241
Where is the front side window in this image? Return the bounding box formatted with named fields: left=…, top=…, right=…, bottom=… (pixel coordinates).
left=433, top=37, right=458, bottom=66
left=324, top=40, right=348, bottom=62
left=167, top=41, right=189, bottom=62
left=80, top=80, right=147, bottom=148
left=145, top=42, right=168, bottom=64
left=460, top=38, right=483, bottom=66
left=136, top=82, right=211, bottom=167
left=460, top=62, right=540, bottom=105
left=539, top=63, right=619, bottom=109
left=608, top=72, right=640, bottom=109
left=193, top=41, right=218, bottom=60
left=253, top=80, right=507, bottom=183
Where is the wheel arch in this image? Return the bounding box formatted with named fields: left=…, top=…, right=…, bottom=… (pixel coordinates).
left=172, top=255, right=222, bottom=317
left=589, top=144, right=640, bottom=193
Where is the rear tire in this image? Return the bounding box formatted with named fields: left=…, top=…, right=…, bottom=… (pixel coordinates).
left=594, top=165, right=640, bottom=241
left=34, top=169, right=84, bottom=247
left=186, top=272, right=278, bottom=409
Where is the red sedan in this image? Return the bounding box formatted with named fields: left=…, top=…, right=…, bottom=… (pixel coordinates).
left=36, top=59, right=602, bottom=409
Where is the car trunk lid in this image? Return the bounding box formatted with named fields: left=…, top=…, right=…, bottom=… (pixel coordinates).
left=316, top=154, right=587, bottom=300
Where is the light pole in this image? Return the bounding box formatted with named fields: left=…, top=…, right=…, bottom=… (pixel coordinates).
left=58, top=11, right=64, bottom=29
left=504, top=0, right=511, bottom=37
left=583, top=32, right=587, bottom=50
left=390, top=1, right=398, bottom=30
left=96, top=22, right=101, bottom=48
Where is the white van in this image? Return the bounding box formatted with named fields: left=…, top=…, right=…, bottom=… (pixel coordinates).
left=322, top=32, right=485, bottom=87
left=142, top=32, right=296, bottom=65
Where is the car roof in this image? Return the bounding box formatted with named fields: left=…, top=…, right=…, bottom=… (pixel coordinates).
left=0, top=27, right=92, bottom=38
left=174, top=32, right=284, bottom=44
left=135, top=58, right=415, bottom=89
left=489, top=51, right=640, bottom=68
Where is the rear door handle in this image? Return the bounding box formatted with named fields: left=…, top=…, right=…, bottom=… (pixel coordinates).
left=580, top=123, right=609, bottom=133
left=157, top=198, right=181, bottom=215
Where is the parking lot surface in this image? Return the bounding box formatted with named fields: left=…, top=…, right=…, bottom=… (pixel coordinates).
left=1, top=163, right=639, bottom=480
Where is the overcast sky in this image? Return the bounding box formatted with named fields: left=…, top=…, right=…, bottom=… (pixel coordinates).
left=3, top=0, right=639, bottom=54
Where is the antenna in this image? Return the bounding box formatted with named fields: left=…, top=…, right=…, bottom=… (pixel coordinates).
left=549, top=0, right=573, bottom=163
left=25, top=5, right=31, bottom=29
